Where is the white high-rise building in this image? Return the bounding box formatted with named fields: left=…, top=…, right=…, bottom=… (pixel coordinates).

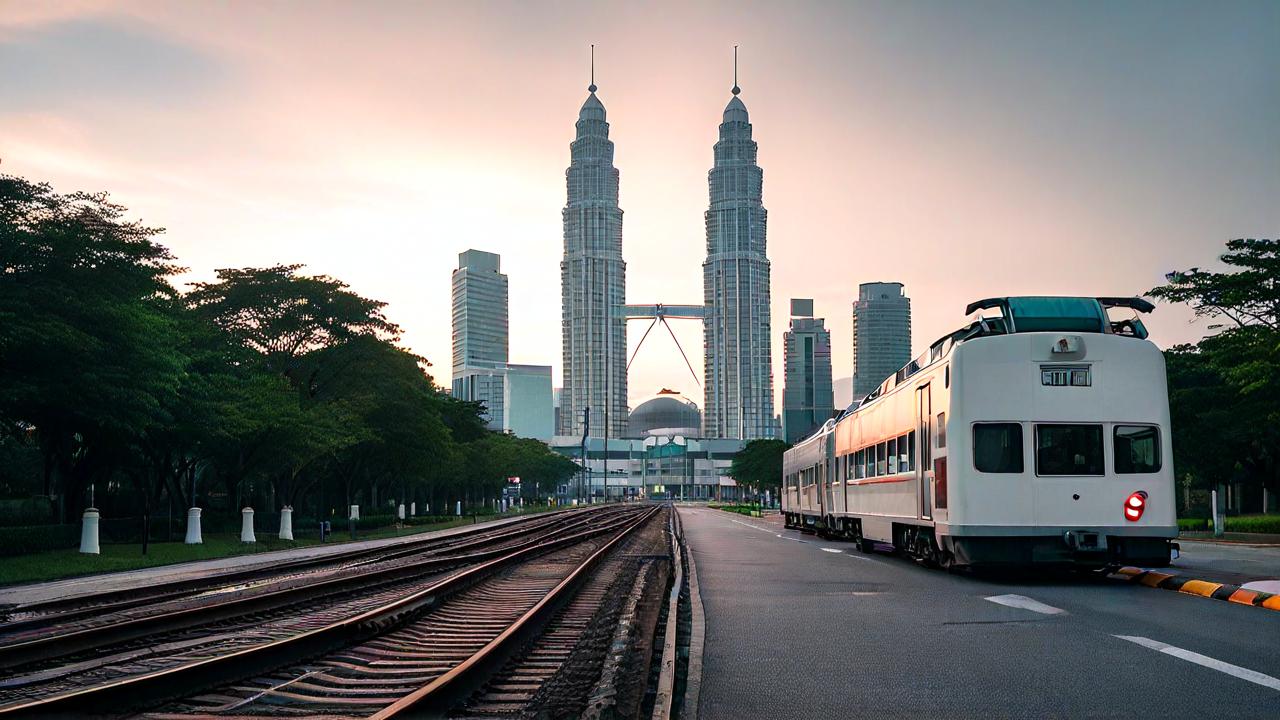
left=702, top=79, right=775, bottom=439
left=560, top=78, right=628, bottom=437
left=852, top=282, right=912, bottom=397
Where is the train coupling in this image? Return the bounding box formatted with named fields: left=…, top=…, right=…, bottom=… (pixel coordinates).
left=1063, top=530, right=1107, bottom=552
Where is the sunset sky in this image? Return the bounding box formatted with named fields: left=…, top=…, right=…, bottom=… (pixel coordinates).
left=2, top=1, right=1277, bottom=409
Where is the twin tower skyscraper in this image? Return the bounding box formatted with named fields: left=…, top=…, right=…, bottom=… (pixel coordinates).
left=559, top=61, right=775, bottom=441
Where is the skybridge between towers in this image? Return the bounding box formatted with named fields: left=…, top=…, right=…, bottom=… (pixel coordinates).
left=615, top=304, right=709, bottom=387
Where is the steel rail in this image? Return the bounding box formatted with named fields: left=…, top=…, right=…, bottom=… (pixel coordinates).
left=0, top=510, right=575, bottom=632
left=369, top=505, right=660, bottom=719
left=0, top=506, right=650, bottom=717
left=0, top=509, right=602, bottom=669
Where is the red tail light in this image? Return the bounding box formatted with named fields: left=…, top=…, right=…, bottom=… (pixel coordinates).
left=1124, top=491, right=1147, bottom=521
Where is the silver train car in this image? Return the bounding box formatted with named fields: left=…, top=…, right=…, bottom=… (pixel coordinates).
left=782, top=296, right=1177, bottom=568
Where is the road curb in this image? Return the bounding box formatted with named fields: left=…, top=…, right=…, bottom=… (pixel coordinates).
left=1110, top=566, right=1280, bottom=612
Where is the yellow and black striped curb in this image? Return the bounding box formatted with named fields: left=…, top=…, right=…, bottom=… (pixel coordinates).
left=1110, top=566, right=1280, bottom=611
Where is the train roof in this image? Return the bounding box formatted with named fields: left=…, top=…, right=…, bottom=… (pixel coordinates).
left=853, top=295, right=1153, bottom=412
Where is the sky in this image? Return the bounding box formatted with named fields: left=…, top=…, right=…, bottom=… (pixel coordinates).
left=2, top=0, right=1277, bottom=410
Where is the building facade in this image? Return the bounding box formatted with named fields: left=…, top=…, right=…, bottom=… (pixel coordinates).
left=702, top=83, right=775, bottom=440
left=851, top=282, right=912, bottom=398
left=451, top=250, right=509, bottom=429
left=782, top=299, right=834, bottom=443
left=451, top=249, right=508, bottom=375
left=560, top=82, right=628, bottom=438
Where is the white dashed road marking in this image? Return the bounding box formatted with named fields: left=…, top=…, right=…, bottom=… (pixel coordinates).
left=984, top=594, right=1066, bottom=615
left=1114, top=635, right=1280, bottom=692
left=821, top=548, right=843, bottom=553
left=725, top=517, right=775, bottom=534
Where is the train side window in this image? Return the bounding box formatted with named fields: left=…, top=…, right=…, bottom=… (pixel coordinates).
left=865, top=447, right=875, bottom=478
left=887, top=438, right=898, bottom=474
left=973, top=423, right=1023, bottom=473
left=854, top=449, right=865, bottom=479
left=1036, top=424, right=1104, bottom=476
left=908, top=431, right=916, bottom=471
left=936, top=412, right=947, bottom=448
left=877, top=442, right=887, bottom=476
left=1115, top=425, right=1161, bottom=473
left=898, top=434, right=910, bottom=470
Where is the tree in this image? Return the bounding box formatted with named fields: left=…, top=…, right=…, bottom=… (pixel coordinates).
left=0, top=175, right=185, bottom=522
left=186, top=264, right=400, bottom=377
left=729, top=439, right=789, bottom=500
left=1149, top=238, right=1280, bottom=331
left=1150, top=238, right=1280, bottom=509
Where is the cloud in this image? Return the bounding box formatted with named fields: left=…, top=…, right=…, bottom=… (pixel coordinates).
left=0, top=16, right=224, bottom=112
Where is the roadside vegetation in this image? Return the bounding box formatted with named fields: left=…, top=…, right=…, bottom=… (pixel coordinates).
left=0, top=174, right=579, bottom=556
left=1151, top=239, right=1280, bottom=519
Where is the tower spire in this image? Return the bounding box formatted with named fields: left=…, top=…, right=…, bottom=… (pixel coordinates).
left=589, top=44, right=597, bottom=93
left=732, top=44, right=740, bottom=95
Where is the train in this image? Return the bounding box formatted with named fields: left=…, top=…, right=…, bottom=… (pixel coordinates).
left=782, top=296, right=1177, bottom=568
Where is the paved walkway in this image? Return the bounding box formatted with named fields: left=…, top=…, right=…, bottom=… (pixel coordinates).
left=0, top=513, right=542, bottom=606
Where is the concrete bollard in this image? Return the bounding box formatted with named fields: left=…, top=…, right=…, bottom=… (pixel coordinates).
left=410, top=502, right=416, bottom=517
left=279, top=506, right=294, bottom=540
left=456, top=500, right=462, bottom=516
left=240, top=507, right=256, bottom=543
left=349, top=504, right=360, bottom=521
left=79, top=508, right=100, bottom=554
left=185, top=507, right=203, bottom=545
left=397, top=503, right=405, bottom=520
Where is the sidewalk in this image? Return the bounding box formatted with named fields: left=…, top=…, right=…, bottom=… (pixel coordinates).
left=0, top=513, right=539, bottom=607
left=1170, top=537, right=1280, bottom=593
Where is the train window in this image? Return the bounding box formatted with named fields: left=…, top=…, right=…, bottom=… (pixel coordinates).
left=945, top=364, right=950, bottom=388
left=877, top=442, right=887, bottom=476
left=937, top=413, right=947, bottom=448
left=908, top=431, right=917, bottom=471
left=887, top=438, right=898, bottom=473
left=1036, top=424, right=1104, bottom=476
left=973, top=423, right=1023, bottom=473
left=1115, top=425, right=1161, bottom=473
left=865, top=447, right=874, bottom=478
left=854, top=449, right=865, bottom=479
left=898, top=435, right=910, bottom=470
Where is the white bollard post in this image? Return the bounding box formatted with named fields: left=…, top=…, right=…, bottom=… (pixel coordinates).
left=278, top=506, right=294, bottom=540
left=240, top=507, right=256, bottom=543
left=185, top=507, right=203, bottom=545
left=397, top=503, right=405, bottom=520
left=424, top=502, right=429, bottom=515
left=456, top=500, right=462, bottom=516
left=349, top=504, right=360, bottom=521
left=1211, top=489, right=1223, bottom=537
left=410, top=501, right=416, bottom=517
left=79, top=508, right=100, bottom=554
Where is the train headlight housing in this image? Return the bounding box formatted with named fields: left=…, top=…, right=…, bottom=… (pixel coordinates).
left=1124, top=491, right=1148, bottom=521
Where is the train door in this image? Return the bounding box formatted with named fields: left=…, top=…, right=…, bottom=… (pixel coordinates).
left=823, top=440, right=836, bottom=520
left=916, top=384, right=933, bottom=520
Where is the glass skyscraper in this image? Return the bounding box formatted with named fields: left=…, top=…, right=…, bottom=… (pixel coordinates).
left=559, top=82, right=628, bottom=437
left=702, top=83, right=775, bottom=439
left=782, top=299, right=834, bottom=444
left=851, top=282, right=912, bottom=397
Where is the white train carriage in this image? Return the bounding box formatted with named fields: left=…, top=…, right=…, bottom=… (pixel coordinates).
left=783, top=296, right=1177, bottom=568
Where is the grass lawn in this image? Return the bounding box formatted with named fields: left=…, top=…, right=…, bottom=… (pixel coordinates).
left=0, top=517, right=475, bottom=588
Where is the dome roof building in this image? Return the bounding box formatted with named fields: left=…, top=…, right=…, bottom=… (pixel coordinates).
left=628, top=389, right=702, bottom=437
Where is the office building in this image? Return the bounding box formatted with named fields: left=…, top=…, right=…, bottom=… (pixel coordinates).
left=852, top=282, right=912, bottom=397
left=782, top=299, right=834, bottom=443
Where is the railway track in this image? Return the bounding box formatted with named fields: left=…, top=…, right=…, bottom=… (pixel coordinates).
left=0, top=510, right=574, bottom=636
left=0, top=510, right=599, bottom=671
left=0, top=504, right=666, bottom=718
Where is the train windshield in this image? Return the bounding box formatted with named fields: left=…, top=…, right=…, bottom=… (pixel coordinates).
left=1005, top=297, right=1107, bottom=333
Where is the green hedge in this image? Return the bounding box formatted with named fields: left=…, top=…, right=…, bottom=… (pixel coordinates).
left=1179, top=515, right=1280, bottom=534
left=0, top=524, right=81, bottom=557
left=1225, top=515, right=1280, bottom=534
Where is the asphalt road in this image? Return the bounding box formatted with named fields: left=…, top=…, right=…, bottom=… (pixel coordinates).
left=681, top=507, right=1280, bottom=719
